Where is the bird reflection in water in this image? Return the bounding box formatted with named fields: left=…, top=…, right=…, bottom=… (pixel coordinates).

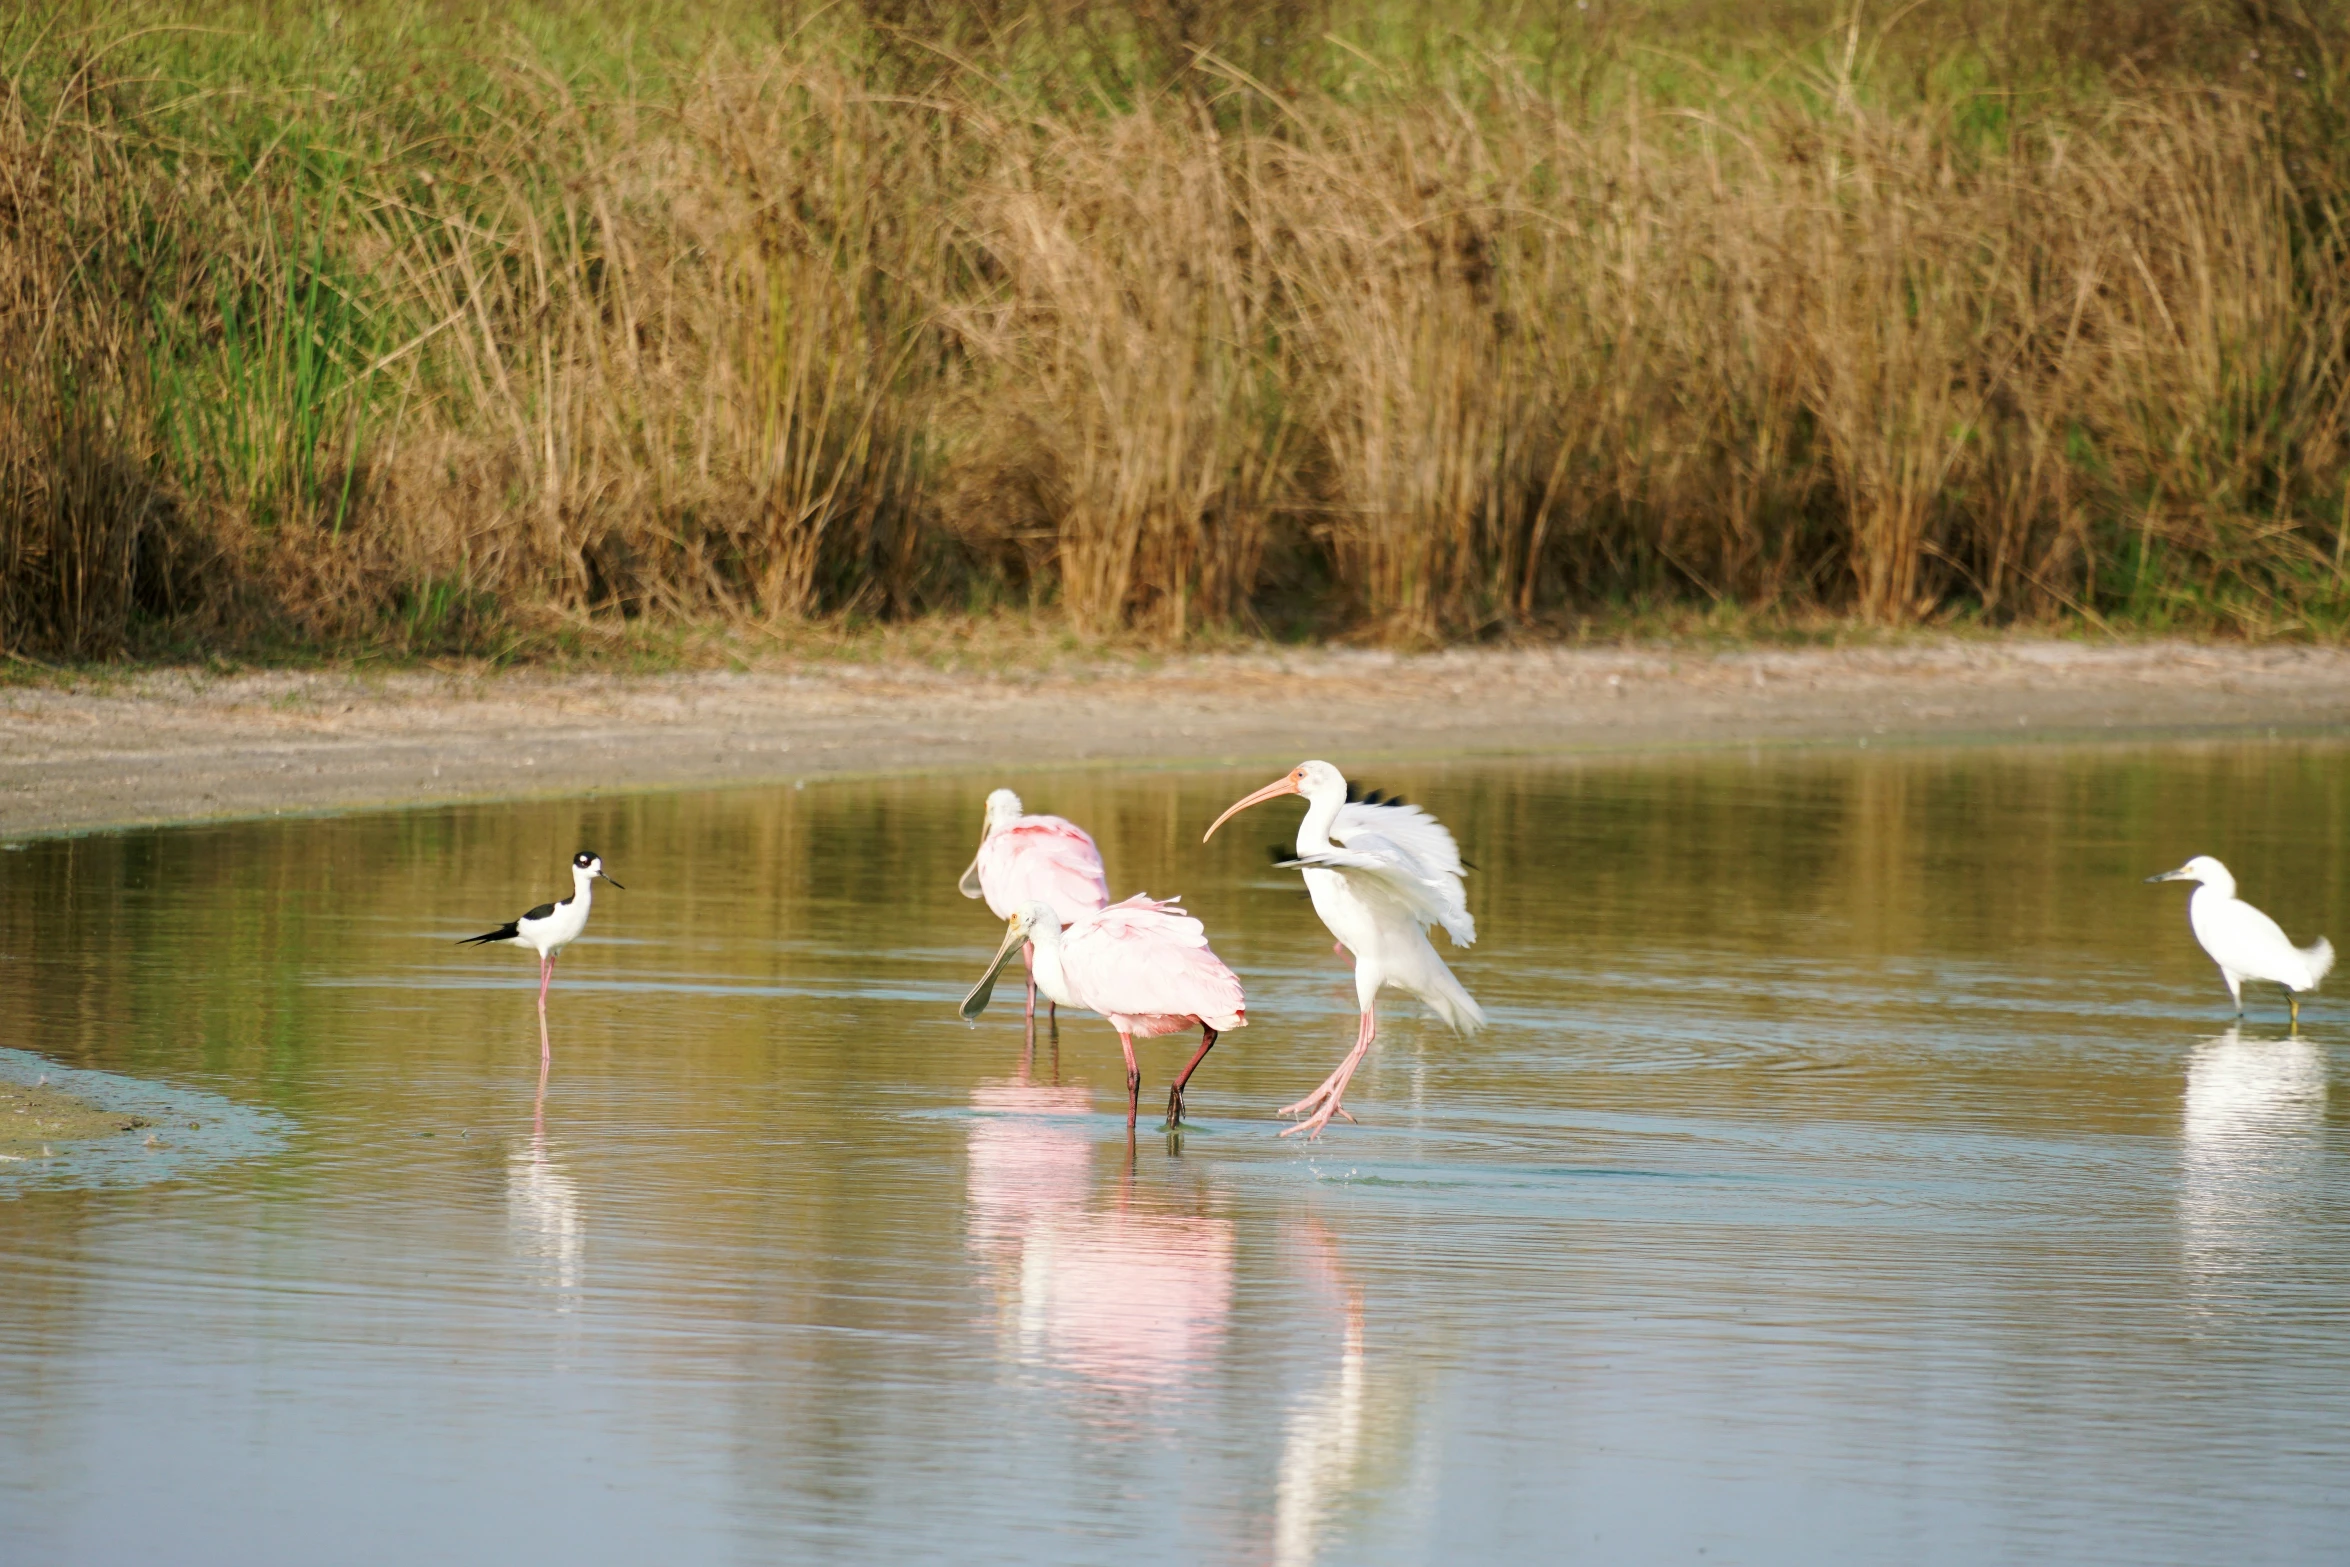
left=508, top=1081, right=585, bottom=1311
left=964, top=1078, right=1233, bottom=1390
left=1273, top=1224, right=1437, bottom=1567
left=2181, top=1025, right=2328, bottom=1296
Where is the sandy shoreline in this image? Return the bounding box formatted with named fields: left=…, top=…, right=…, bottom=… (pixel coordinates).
left=3, top=641, right=2346, bottom=839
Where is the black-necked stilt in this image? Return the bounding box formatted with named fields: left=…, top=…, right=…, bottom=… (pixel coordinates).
left=461, top=850, right=621, bottom=1071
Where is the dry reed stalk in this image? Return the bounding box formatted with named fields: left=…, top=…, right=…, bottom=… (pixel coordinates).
left=6, top=16, right=2350, bottom=656
left=956, top=102, right=1300, bottom=637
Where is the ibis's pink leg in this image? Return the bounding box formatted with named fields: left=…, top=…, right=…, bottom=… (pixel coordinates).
left=536, top=953, right=556, bottom=1072
left=1334, top=942, right=1350, bottom=961
left=1277, top=1011, right=1370, bottom=1118
left=1165, top=1026, right=1219, bottom=1126
left=1117, top=1029, right=1140, bottom=1128
left=1281, top=1010, right=1376, bottom=1138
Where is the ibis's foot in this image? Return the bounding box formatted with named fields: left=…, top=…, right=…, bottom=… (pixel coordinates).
left=1277, top=1064, right=1350, bottom=1119
left=1275, top=1094, right=1357, bottom=1127
left=1280, top=1096, right=1354, bottom=1139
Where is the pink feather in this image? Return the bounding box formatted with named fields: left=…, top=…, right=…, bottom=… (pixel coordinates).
left=1058, top=895, right=1247, bottom=1038
left=975, top=815, right=1111, bottom=925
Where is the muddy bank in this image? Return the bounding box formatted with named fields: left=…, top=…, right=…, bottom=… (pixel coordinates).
left=3, top=640, right=2347, bottom=839
left=0, top=1075, right=151, bottom=1152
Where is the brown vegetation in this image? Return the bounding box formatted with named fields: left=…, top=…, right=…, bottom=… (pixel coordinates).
left=3, top=3, right=2349, bottom=658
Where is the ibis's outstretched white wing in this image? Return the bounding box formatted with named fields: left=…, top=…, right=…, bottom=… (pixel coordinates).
left=1307, top=799, right=1476, bottom=946
left=1331, top=800, right=1466, bottom=879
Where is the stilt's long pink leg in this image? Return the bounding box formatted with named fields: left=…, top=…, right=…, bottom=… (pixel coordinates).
left=1165, top=1026, right=1219, bottom=1126
left=1118, top=1030, right=1140, bottom=1128
left=1281, top=1009, right=1377, bottom=1139
left=537, top=953, right=556, bottom=1071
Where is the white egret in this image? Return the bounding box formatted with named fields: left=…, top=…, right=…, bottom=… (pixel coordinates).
left=2146, top=855, right=2333, bottom=1026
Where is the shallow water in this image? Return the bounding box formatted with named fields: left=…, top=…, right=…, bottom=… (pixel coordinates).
left=3, top=741, right=2348, bottom=1566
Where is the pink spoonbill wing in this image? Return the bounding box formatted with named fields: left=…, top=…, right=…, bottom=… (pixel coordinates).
left=1061, top=895, right=1247, bottom=1035
left=974, top=817, right=1112, bottom=924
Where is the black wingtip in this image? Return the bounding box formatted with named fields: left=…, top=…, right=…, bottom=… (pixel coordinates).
left=458, top=922, right=519, bottom=946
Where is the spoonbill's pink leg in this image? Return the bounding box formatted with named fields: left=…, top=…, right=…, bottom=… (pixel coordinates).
left=1117, top=1030, right=1141, bottom=1128
left=1165, top=1026, right=1219, bottom=1126
left=1022, top=941, right=1038, bottom=1038
left=1280, top=1010, right=1376, bottom=1138
left=536, top=953, right=556, bottom=1071
left=1334, top=942, right=1350, bottom=961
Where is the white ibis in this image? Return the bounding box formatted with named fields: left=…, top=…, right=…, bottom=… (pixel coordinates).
left=1205, top=762, right=1483, bottom=1137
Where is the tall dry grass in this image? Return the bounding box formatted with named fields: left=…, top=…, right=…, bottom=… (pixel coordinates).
left=4, top=4, right=2349, bottom=658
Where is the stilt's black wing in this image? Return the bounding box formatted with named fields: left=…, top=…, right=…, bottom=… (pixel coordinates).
left=460, top=900, right=558, bottom=946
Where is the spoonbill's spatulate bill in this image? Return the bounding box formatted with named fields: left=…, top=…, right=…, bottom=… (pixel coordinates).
left=2146, top=855, right=2333, bottom=1025
left=960, top=896, right=1245, bottom=1128
left=460, top=850, right=622, bottom=1072
left=959, top=789, right=1111, bottom=1040
left=1204, top=761, right=1485, bottom=1137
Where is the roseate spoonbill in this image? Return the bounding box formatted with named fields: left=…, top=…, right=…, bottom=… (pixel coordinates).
left=1204, top=762, right=1483, bottom=1137
left=960, top=789, right=1112, bottom=1039
left=2147, top=856, right=2333, bottom=1025
left=961, top=896, right=1246, bottom=1127
left=461, top=851, right=621, bottom=1073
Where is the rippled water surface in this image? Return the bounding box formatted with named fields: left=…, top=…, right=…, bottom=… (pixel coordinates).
left=5, top=743, right=2349, bottom=1565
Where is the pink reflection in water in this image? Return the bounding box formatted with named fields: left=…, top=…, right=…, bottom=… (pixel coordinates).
left=965, top=1079, right=1234, bottom=1390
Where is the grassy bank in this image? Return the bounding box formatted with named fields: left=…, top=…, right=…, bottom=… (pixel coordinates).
left=3, top=1, right=2348, bottom=660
